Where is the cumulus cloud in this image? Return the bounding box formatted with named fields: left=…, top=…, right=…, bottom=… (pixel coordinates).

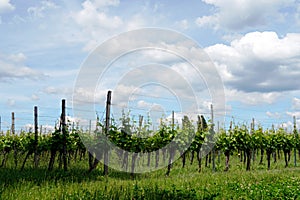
left=31, top=94, right=40, bottom=101
left=73, top=29, right=225, bottom=120
left=41, top=125, right=55, bottom=133
left=8, top=53, right=27, bottom=62
left=73, top=87, right=107, bottom=105
left=205, top=31, right=300, bottom=93
left=175, top=19, right=189, bottom=30
left=93, top=0, right=120, bottom=8
left=126, top=14, right=146, bottom=30
left=196, top=15, right=218, bottom=29
left=197, top=0, right=294, bottom=30
left=42, top=86, right=73, bottom=97
left=0, top=0, right=14, bottom=14
left=0, top=52, right=46, bottom=81
left=281, top=112, right=300, bottom=130
left=225, top=88, right=282, bottom=105
left=27, top=1, right=58, bottom=18
left=71, top=0, right=166, bottom=52
left=278, top=120, right=300, bottom=132
left=74, top=1, right=122, bottom=29
left=6, top=98, right=15, bottom=107
left=292, top=97, right=300, bottom=110
left=136, top=100, right=164, bottom=111
left=286, top=111, right=300, bottom=118
left=71, top=0, right=124, bottom=51
left=266, top=111, right=281, bottom=119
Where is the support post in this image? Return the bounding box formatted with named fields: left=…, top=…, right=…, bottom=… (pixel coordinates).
left=62, top=99, right=68, bottom=171
left=294, top=116, right=297, bottom=167
left=251, top=118, right=255, bottom=161
left=104, top=91, right=112, bottom=176
left=89, top=120, right=92, bottom=134
left=211, top=104, right=215, bottom=172
left=12, top=112, right=17, bottom=168
left=139, top=115, right=143, bottom=137
left=217, top=121, right=220, bottom=164
left=172, top=111, right=175, bottom=131
left=34, top=106, right=39, bottom=168
left=11, top=112, right=15, bottom=135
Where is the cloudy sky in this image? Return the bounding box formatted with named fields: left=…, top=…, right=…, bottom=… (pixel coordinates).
left=0, top=0, right=299, bottom=131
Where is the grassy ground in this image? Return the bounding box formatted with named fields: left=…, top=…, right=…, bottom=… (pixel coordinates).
left=1, top=153, right=300, bottom=199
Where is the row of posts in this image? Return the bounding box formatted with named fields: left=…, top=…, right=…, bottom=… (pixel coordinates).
left=6, top=100, right=67, bottom=170
left=1, top=92, right=298, bottom=172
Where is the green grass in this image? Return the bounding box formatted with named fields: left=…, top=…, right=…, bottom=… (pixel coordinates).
left=1, top=153, right=300, bottom=199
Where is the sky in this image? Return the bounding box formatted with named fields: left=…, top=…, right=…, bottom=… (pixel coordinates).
left=0, top=0, right=299, bottom=132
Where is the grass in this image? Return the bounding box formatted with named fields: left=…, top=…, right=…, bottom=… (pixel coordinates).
left=1, top=153, right=300, bottom=199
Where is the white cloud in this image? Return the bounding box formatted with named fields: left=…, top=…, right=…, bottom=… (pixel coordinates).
left=198, top=0, right=294, bottom=30
left=112, top=84, right=142, bottom=107
left=266, top=111, right=281, bottom=119
left=41, top=125, right=55, bottom=133
left=138, top=49, right=182, bottom=64
left=195, top=15, right=218, bottom=29
left=42, top=86, right=73, bottom=97
left=136, top=100, right=163, bottom=111
left=175, top=19, right=189, bottom=30
left=281, top=121, right=292, bottom=128
left=213, top=62, right=235, bottom=82
left=73, top=1, right=122, bottom=28
left=279, top=119, right=300, bottom=132
left=125, top=14, right=146, bottom=30
left=71, top=0, right=123, bottom=51
left=205, top=31, right=300, bottom=93
left=0, top=52, right=46, bottom=81
left=292, top=97, right=300, bottom=110
left=93, top=0, right=120, bottom=8
left=8, top=53, right=27, bottom=63
left=31, top=94, right=40, bottom=101
left=6, top=98, right=15, bottom=107
left=166, top=112, right=185, bottom=124
left=24, top=123, right=55, bottom=133
left=136, top=100, right=152, bottom=109
left=24, top=124, right=34, bottom=131
left=221, top=33, right=243, bottom=43
left=0, top=0, right=15, bottom=14
left=225, top=88, right=282, bottom=105
left=73, top=87, right=107, bottom=105
left=82, top=39, right=99, bottom=52
left=74, top=1, right=122, bottom=29
left=72, top=30, right=225, bottom=119
left=286, top=111, right=300, bottom=118
left=43, top=86, right=58, bottom=94
left=136, top=100, right=165, bottom=124
left=70, top=0, right=172, bottom=52
left=27, top=1, right=58, bottom=18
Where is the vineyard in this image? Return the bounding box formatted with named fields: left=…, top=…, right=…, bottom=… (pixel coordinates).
left=0, top=115, right=299, bottom=172
left=1, top=98, right=300, bottom=199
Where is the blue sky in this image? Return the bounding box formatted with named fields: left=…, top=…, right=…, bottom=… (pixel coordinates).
left=0, top=0, right=299, bottom=132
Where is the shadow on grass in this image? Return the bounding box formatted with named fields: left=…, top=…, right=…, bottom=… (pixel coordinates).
left=0, top=166, right=155, bottom=186
left=0, top=167, right=99, bottom=185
